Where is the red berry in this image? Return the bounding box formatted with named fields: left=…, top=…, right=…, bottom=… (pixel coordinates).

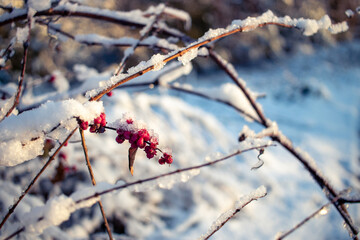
left=48, top=75, right=56, bottom=83
left=106, top=91, right=113, bottom=97
left=59, top=152, right=67, bottom=160
left=137, top=137, right=145, bottom=148
left=130, top=133, right=139, bottom=144
left=116, top=135, right=125, bottom=144
left=126, top=119, right=133, bottom=124
left=117, top=129, right=124, bottom=135
left=94, top=116, right=101, bottom=124
left=64, top=141, right=68, bottom=147
left=101, top=118, right=107, bottom=127
left=89, top=125, right=97, bottom=133
left=158, top=158, right=166, bottom=165
left=80, top=121, right=89, bottom=130
left=124, top=131, right=131, bottom=140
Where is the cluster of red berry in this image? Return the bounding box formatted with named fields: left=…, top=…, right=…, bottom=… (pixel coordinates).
left=79, top=113, right=107, bottom=133
left=115, top=118, right=173, bottom=165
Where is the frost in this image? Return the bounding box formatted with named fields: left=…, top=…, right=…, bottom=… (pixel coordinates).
left=28, top=0, right=51, bottom=11
left=178, top=48, right=199, bottom=65
left=16, top=26, right=29, bottom=43
left=198, top=186, right=267, bottom=240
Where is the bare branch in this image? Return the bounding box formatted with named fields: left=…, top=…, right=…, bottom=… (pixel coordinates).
left=0, top=128, right=77, bottom=230
left=276, top=189, right=352, bottom=240
left=201, top=186, right=267, bottom=240
left=1, top=18, right=31, bottom=121
left=79, top=129, right=113, bottom=240
left=2, top=143, right=273, bottom=239
left=208, top=50, right=359, bottom=237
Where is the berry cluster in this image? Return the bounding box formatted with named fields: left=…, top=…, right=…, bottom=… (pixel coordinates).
left=114, top=115, right=173, bottom=165
left=79, top=113, right=107, bottom=133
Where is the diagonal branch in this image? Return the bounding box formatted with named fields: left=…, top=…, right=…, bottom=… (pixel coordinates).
left=114, top=4, right=165, bottom=76
left=1, top=19, right=31, bottom=122
left=0, top=128, right=77, bottom=230
left=200, top=186, right=267, bottom=240
left=79, top=129, right=113, bottom=240
left=208, top=50, right=358, bottom=238
left=276, top=189, right=351, bottom=240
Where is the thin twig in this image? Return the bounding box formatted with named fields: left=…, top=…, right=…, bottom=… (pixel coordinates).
left=0, top=128, right=77, bottom=230
left=202, top=189, right=267, bottom=240
left=0, top=6, right=188, bottom=41
left=1, top=19, right=31, bottom=121
left=89, top=22, right=295, bottom=102
left=208, top=50, right=359, bottom=238
left=114, top=4, right=165, bottom=76
left=3, top=143, right=273, bottom=239
left=276, top=189, right=351, bottom=240
left=79, top=129, right=113, bottom=240
left=76, top=143, right=273, bottom=204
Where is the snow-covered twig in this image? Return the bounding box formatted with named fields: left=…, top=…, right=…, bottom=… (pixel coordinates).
left=79, top=129, right=113, bottom=240
left=276, top=189, right=351, bottom=240
left=76, top=143, right=273, bottom=204
left=88, top=10, right=348, bottom=102
left=0, top=18, right=31, bottom=122
left=208, top=50, right=359, bottom=237
left=114, top=4, right=166, bottom=75
left=199, top=186, right=267, bottom=240
left=0, top=3, right=188, bottom=41
left=0, top=128, right=77, bottom=230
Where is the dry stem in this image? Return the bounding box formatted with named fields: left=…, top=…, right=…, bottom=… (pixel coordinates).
left=79, top=129, right=113, bottom=239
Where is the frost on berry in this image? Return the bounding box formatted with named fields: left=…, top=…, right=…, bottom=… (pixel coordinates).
left=111, top=113, right=173, bottom=174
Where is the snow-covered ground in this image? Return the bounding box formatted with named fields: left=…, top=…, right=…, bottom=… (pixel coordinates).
left=1, top=40, right=359, bottom=239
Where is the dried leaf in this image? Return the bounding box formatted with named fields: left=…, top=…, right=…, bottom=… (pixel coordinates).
left=128, top=147, right=138, bottom=175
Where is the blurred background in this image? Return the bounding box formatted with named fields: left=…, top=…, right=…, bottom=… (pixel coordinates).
left=0, top=0, right=359, bottom=81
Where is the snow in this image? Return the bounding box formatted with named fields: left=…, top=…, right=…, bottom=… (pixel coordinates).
left=329, top=21, right=349, bottom=34
left=178, top=48, right=199, bottom=65
left=0, top=99, right=103, bottom=166
left=28, top=0, right=51, bottom=11
left=345, top=9, right=354, bottom=18
left=16, top=26, right=29, bottom=43
left=198, top=186, right=267, bottom=240
left=162, top=6, right=192, bottom=30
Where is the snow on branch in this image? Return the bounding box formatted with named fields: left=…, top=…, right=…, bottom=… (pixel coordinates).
left=0, top=99, right=103, bottom=166
left=198, top=186, right=267, bottom=240
left=87, top=10, right=349, bottom=102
